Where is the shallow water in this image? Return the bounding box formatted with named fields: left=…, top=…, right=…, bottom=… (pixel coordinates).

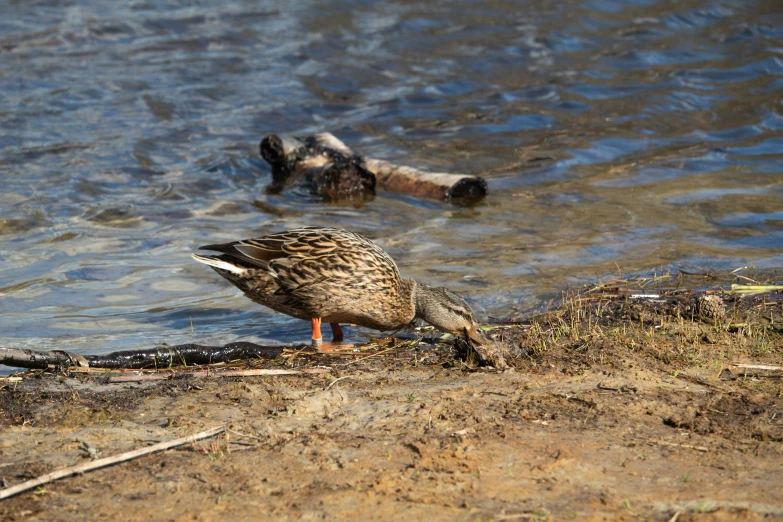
left=2, top=0, right=782, bottom=368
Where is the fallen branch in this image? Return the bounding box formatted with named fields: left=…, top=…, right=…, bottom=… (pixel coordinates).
left=0, top=426, right=225, bottom=501
left=260, top=133, right=487, bottom=204
left=1, top=342, right=284, bottom=371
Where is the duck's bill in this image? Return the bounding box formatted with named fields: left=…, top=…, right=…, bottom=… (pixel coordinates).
left=465, top=326, right=489, bottom=345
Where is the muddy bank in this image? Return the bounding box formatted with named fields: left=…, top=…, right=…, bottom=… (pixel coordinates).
left=1, top=283, right=782, bottom=521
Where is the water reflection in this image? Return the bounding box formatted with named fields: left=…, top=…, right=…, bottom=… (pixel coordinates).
left=1, top=0, right=782, bottom=369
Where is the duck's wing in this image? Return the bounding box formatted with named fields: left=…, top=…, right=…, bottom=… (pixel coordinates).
left=200, top=226, right=395, bottom=268
left=273, top=228, right=403, bottom=292
left=196, top=229, right=306, bottom=268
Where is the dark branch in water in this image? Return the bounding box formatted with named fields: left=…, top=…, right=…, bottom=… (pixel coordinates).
left=1, top=338, right=512, bottom=371
left=1, top=342, right=284, bottom=371
left=260, top=132, right=487, bottom=205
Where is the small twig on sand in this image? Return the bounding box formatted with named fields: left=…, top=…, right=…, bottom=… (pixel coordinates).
left=652, top=440, right=708, bottom=453
left=336, top=347, right=396, bottom=367
left=227, top=429, right=267, bottom=442
left=494, top=513, right=541, bottom=520
left=0, top=426, right=226, bottom=501
left=669, top=511, right=682, bottom=522
left=107, top=368, right=331, bottom=383
left=325, top=376, right=353, bottom=390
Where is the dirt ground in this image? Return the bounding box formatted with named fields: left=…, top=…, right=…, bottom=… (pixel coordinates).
left=2, top=279, right=782, bottom=521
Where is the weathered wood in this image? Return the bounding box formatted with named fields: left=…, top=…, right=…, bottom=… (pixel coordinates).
left=0, top=342, right=284, bottom=371
left=259, top=132, right=487, bottom=204
left=0, top=347, right=89, bottom=370
left=365, top=158, right=487, bottom=202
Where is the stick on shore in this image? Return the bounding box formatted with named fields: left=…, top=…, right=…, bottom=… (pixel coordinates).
left=105, top=367, right=332, bottom=383
left=0, top=426, right=226, bottom=501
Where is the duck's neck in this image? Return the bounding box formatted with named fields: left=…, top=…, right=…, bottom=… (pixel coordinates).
left=398, top=278, right=417, bottom=319
left=403, top=279, right=440, bottom=323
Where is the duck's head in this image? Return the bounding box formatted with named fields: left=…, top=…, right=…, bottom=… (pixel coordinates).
left=413, top=283, right=487, bottom=344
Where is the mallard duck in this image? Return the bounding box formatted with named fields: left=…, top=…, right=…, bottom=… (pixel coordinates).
left=191, top=226, right=484, bottom=346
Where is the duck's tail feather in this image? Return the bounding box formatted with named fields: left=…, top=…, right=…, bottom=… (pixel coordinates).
left=198, top=242, right=235, bottom=254
left=191, top=253, right=248, bottom=276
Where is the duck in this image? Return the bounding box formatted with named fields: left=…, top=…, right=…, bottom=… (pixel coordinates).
left=191, top=226, right=485, bottom=347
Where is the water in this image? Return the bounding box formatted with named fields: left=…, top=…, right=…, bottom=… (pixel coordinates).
left=2, top=0, right=782, bottom=368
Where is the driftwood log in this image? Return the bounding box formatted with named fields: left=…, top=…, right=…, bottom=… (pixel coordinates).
left=0, top=342, right=284, bottom=371
left=260, top=133, right=487, bottom=204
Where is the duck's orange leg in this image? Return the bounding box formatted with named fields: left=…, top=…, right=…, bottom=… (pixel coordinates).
left=311, top=320, right=352, bottom=349
left=311, top=317, right=323, bottom=347
left=330, top=322, right=344, bottom=343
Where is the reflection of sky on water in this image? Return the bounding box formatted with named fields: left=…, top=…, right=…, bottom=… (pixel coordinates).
left=1, top=0, right=782, bottom=369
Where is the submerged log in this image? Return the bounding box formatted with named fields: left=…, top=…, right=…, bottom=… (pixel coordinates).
left=1, top=342, right=284, bottom=371
left=261, top=133, right=375, bottom=202
left=260, top=132, right=487, bottom=204
left=366, top=158, right=488, bottom=202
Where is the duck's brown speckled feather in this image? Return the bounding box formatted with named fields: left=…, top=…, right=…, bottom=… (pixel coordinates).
left=196, top=227, right=415, bottom=330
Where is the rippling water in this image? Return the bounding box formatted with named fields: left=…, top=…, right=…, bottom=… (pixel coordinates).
left=2, top=0, right=782, bottom=368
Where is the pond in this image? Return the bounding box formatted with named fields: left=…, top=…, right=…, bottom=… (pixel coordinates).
left=2, top=0, right=782, bottom=368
